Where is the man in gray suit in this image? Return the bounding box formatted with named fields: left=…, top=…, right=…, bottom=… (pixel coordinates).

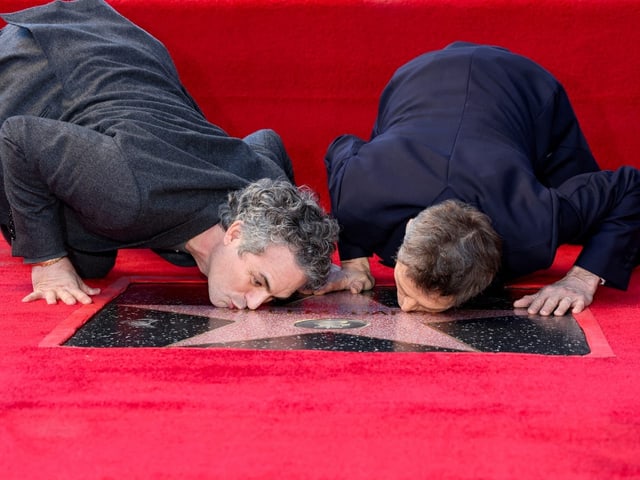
left=0, top=0, right=338, bottom=308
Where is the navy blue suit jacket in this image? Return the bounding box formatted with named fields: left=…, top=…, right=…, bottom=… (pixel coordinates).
left=326, top=42, right=640, bottom=289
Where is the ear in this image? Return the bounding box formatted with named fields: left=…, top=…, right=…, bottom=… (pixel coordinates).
left=223, top=220, right=244, bottom=246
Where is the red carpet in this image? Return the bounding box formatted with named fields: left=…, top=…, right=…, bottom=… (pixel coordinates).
left=2, top=0, right=640, bottom=478
left=2, top=246, right=639, bottom=479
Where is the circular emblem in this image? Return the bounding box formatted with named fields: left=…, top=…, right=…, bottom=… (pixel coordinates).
left=294, top=319, right=368, bottom=330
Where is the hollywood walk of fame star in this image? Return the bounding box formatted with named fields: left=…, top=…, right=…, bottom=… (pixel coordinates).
left=116, top=287, right=550, bottom=352
left=61, top=282, right=598, bottom=355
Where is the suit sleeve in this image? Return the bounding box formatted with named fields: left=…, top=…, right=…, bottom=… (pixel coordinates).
left=0, top=115, right=139, bottom=263
left=324, top=134, right=373, bottom=260
left=556, top=166, right=640, bottom=289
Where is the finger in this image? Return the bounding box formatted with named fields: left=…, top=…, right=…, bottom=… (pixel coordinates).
left=349, top=281, right=364, bottom=294
left=44, top=290, right=59, bottom=305
left=57, top=289, right=78, bottom=306
left=312, top=285, right=334, bottom=295
left=538, top=296, right=564, bottom=316
left=81, top=285, right=101, bottom=296
left=523, top=295, right=547, bottom=315
left=65, top=283, right=100, bottom=305
left=513, top=294, right=535, bottom=308
left=73, top=291, right=93, bottom=305
left=527, top=295, right=555, bottom=315
left=553, top=297, right=574, bottom=316
left=571, top=298, right=586, bottom=314
left=22, top=291, right=43, bottom=303
left=331, top=276, right=357, bottom=293
left=313, top=284, right=340, bottom=295
left=76, top=296, right=92, bottom=305
left=354, top=277, right=376, bottom=293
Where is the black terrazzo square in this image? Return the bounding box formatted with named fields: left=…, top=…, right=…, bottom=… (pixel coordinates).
left=60, top=282, right=597, bottom=355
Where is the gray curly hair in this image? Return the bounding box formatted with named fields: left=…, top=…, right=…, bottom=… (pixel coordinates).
left=218, top=178, right=339, bottom=290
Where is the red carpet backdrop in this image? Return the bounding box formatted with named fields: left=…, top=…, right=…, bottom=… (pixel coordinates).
left=1, top=0, right=639, bottom=478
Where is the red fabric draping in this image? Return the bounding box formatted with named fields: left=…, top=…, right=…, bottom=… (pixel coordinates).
left=1, top=1, right=639, bottom=478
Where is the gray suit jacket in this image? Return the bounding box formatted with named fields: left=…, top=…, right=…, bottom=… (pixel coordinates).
left=0, top=0, right=289, bottom=269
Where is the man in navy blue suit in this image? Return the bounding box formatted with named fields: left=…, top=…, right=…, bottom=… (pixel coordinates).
left=320, top=42, right=640, bottom=316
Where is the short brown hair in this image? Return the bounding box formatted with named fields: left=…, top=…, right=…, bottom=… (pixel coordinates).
left=396, top=200, right=501, bottom=306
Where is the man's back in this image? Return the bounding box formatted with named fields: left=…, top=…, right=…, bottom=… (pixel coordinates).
left=375, top=42, right=561, bottom=158
left=0, top=0, right=291, bottom=257
left=325, top=42, right=598, bottom=277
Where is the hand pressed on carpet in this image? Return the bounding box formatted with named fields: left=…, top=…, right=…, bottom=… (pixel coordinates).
left=23, top=257, right=101, bottom=305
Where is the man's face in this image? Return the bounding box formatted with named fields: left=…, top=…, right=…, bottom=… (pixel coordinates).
left=206, top=222, right=306, bottom=310
left=394, top=261, right=456, bottom=313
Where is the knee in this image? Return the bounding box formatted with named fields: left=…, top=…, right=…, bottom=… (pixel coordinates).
left=0, top=117, right=25, bottom=161
left=67, top=249, right=117, bottom=279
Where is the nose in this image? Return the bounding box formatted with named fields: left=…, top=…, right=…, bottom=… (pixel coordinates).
left=397, top=292, right=417, bottom=312
left=245, top=290, right=272, bottom=310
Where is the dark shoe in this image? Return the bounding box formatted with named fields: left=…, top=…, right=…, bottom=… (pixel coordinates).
left=1, top=208, right=15, bottom=244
